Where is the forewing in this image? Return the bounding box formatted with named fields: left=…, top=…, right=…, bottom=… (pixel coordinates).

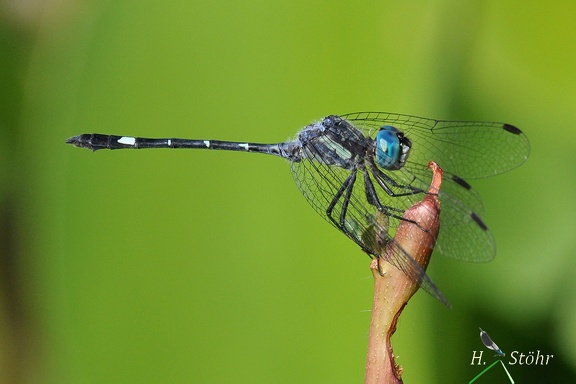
left=341, top=112, right=530, bottom=179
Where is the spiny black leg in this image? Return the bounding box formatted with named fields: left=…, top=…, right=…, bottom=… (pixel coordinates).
left=368, top=160, right=426, bottom=198
left=324, top=171, right=373, bottom=251
left=339, top=172, right=357, bottom=228
left=363, top=167, right=429, bottom=232
left=326, top=171, right=356, bottom=220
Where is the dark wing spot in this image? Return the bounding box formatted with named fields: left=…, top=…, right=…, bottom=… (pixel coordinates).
left=471, top=212, right=488, bottom=231
left=451, top=175, right=472, bottom=190
left=503, top=123, right=522, bottom=135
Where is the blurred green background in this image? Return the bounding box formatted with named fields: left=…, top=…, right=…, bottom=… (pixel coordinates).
left=1, top=0, right=575, bottom=383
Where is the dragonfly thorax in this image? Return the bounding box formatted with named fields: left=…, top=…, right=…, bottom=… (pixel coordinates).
left=296, top=115, right=369, bottom=170
left=374, top=126, right=411, bottom=170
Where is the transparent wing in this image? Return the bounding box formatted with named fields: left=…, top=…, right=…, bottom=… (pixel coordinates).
left=341, top=111, right=530, bottom=179
left=392, top=166, right=495, bottom=262
left=340, top=111, right=529, bottom=262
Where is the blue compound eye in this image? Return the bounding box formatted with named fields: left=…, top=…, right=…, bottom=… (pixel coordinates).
left=375, top=126, right=411, bottom=170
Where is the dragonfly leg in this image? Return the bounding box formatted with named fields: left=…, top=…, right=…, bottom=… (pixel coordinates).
left=363, top=167, right=430, bottom=233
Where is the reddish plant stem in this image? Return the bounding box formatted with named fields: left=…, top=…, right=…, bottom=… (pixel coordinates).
left=365, top=162, right=443, bottom=384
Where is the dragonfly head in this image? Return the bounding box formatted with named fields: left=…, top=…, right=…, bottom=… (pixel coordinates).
left=375, top=126, right=411, bottom=170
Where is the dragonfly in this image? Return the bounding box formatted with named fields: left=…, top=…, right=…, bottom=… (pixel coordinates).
left=66, top=112, right=530, bottom=306
left=479, top=328, right=505, bottom=357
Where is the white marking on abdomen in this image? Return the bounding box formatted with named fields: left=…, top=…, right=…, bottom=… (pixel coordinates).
left=118, top=136, right=136, bottom=146
left=238, top=143, right=249, bottom=150
left=167, top=139, right=172, bottom=146
left=204, top=140, right=210, bottom=148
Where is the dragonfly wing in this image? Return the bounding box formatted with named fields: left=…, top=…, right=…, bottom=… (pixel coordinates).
left=341, top=112, right=530, bottom=179
left=400, top=164, right=495, bottom=262
left=340, top=112, right=525, bottom=262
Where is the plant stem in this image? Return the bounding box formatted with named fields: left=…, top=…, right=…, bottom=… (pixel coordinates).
left=364, top=162, right=443, bottom=384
